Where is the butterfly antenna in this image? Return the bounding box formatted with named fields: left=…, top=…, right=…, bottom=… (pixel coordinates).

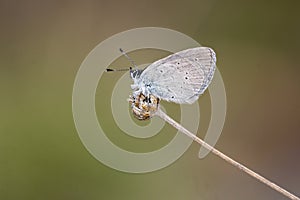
left=106, top=48, right=136, bottom=72
left=106, top=68, right=130, bottom=72
left=119, top=48, right=137, bottom=69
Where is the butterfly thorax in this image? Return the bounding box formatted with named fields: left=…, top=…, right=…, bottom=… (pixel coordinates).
left=130, top=68, right=151, bottom=98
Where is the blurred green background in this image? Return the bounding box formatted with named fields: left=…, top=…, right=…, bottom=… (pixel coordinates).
left=1, top=0, right=299, bottom=199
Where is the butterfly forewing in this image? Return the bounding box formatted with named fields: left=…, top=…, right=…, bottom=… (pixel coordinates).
left=138, top=47, right=216, bottom=104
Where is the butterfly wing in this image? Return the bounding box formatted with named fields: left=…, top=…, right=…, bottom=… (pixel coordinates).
left=138, top=47, right=216, bottom=104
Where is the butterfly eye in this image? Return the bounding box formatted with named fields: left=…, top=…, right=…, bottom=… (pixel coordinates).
left=195, top=58, right=198, bottom=61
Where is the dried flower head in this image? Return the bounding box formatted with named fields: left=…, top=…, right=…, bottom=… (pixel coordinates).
left=129, top=93, right=160, bottom=120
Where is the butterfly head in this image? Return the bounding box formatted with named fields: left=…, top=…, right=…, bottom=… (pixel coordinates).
left=130, top=67, right=143, bottom=80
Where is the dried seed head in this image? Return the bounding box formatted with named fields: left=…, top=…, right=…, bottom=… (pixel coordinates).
left=129, top=93, right=160, bottom=120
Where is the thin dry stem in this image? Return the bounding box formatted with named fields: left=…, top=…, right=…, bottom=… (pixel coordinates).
left=155, top=108, right=299, bottom=200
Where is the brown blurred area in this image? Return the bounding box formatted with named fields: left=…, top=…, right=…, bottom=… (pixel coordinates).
left=0, top=0, right=299, bottom=200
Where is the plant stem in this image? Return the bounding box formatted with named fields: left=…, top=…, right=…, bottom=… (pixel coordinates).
left=155, top=108, right=299, bottom=200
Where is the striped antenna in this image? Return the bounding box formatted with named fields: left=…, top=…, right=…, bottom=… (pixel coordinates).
left=106, top=67, right=130, bottom=72
left=119, top=48, right=137, bottom=69
left=106, top=48, right=135, bottom=72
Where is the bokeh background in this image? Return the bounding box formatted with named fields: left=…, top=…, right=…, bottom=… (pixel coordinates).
left=1, top=0, right=299, bottom=200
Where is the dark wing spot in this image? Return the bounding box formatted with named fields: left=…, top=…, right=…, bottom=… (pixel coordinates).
left=185, top=77, right=188, bottom=80
left=160, top=70, right=163, bottom=73
left=146, top=83, right=152, bottom=88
